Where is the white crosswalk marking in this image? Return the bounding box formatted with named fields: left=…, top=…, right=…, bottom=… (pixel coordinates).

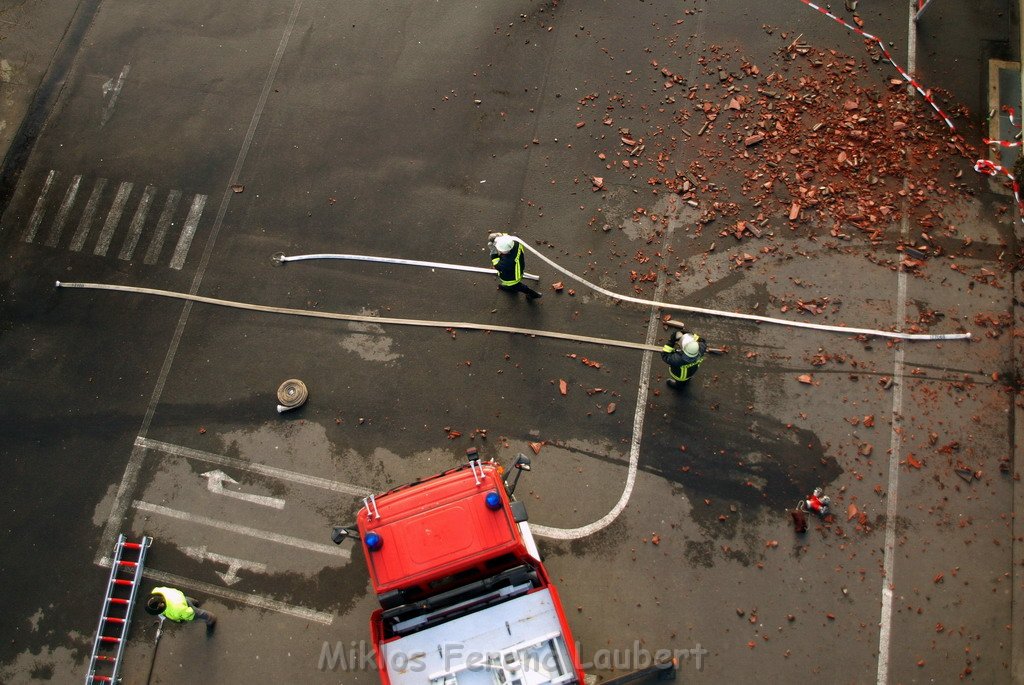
left=69, top=177, right=107, bottom=252
left=118, top=184, right=156, bottom=260
left=45, top=174, right=81, bottom=247
left=22, top=169, right=55, bottom=243
left=20, top=172, right=208, bottom=269
left=93, top=181, right=133, bottom=256
left=144, top=189, right=181, bottom=265
left=170, top=194, right=207, bottom=270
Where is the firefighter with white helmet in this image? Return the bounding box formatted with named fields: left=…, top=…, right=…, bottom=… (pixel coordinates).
left=660, top=328, right=707, bottom=388
left=487, top=232, right=542, bottom=300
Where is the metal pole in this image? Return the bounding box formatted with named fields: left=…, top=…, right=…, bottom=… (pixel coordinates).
left=144, top=616, right=165, bottom=685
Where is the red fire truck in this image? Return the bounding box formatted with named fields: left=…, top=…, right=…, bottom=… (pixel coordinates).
left=333, top=449, right=583, bottom=684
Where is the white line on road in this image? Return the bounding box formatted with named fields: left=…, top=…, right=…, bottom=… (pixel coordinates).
left=97, top=558, right=333, bottom=625
left=69, top=177, right=107, bottom=251
left=184, top=545, right=268, bottom=586
left=22, top=169, right=55, bottom=243
left=94, top=181, right=133, bottom=256
left=144, top=189, right=181, bottom=265
left=118, top=184, right=156, bottom=260
left=100, top=64, right=130, bottom=127
left=202, top=469, right=286, bottom=509
left=132, top=500, right=350, bottom=559
left=45, top=174, right=81, bottom=247
left=532, top=221, right=681, bottom=540
left=876, top=11, right=917, bottom=683
left=94, top=0, right=307, bottom=561
left=169, top=193, right=206, bottom=270
left=137, top=437, right=373, bottom=497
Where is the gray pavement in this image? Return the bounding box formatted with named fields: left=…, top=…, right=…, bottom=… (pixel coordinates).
left=0, top=1, right=1021, bottom=684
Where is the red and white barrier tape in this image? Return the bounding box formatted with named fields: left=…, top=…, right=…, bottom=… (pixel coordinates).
left=1002, top=105, right=1020, bottom=128
left=983, top=138, right=1022, bottom=148
left=799, top=0, right=1024, bottom=221
left=974, top=159, right=1022, bottom=208
left=799, top=0, right=956, bottom=130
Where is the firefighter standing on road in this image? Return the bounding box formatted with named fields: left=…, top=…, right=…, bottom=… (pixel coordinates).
left=145, top=586, right=217, bottom=634
left=488, top=233, right=542, bottom=300
left=661, top=329, right=707, bottom=388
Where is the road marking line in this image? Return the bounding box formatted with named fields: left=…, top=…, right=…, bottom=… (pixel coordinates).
left=22, top=169, right=55, bottom=243
left=69, top=177, right=106, bottom=251
left=97, top=558, right=333, bottom=625
left=100, top=64, right=130, bottom=127
left=95, top=0, right=304, bottom=560
left=119, top=184, right=156, bottom=260
left=202, top=469, right=286, bottom=509
left=137, top=437, right=373, bottom=497
left=876, top=13, right=916, bottom=683
left=45, top=174, right=81, bottom=247
left=169, top=193, right=206, bottom=270
left=94, top=181, right=133, bottom=256
left=132, top=500, right=350, bottom=559
left=532, top=225, right=681, bottom=540
left=144, top=189, right=181, bottom=265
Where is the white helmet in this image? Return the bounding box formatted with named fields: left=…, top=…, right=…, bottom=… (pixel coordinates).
left=679, top=334, right=700, bottom=357
left=494, top=235, right=516, bottom=254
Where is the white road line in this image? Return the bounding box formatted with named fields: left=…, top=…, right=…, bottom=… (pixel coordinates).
left=45, top=174, right=81, bottom=247
left=95, top=0, right=303, bottom=560
left=94, top=181, right=133, bottom=256
left=144, top=189, right=181, bottom=265
left=22, top=169, right=55, bottom=243
left=118, top=184, right=156, bottom=260
left=69, top=177, right=107, bottom=251
left=169, top=193, right=206, bottom=270
left=876, top=12, right=917, bottom=684
left=100, top=64, right=130, bottom=127
left=132, top=500, right=350, bottom=559
left=532, top=225, right=679, bottom=540
left=137, top=437, right=373, bottom=497
left=97, top=558, right=333, bottom=625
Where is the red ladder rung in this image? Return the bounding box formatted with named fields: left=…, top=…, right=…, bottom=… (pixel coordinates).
left=100, top=636, right=121, bottom=644
left=121, top=541, right=142, bottom=550
left=112, top=579, right=133, bottom=586
left=92, top=676, right=114, bottom=682
left=116, top=560, right=138, bottom=568
left=103, top=616, right=126, bottom=624
left=95, top=655, right=117, bottom=662
left=107, top=597, right=129, bottom=605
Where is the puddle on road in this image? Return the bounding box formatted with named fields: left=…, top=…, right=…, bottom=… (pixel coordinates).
left=643, top=403, right=841, bottom=541
left=339, top=310, right=401, bottom=363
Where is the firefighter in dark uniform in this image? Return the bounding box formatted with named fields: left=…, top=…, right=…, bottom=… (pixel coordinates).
left=661, top=329, right=707, bottom=388
left=488, top=232, right=542, bottom=300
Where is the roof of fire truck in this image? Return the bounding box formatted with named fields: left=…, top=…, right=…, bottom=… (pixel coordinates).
left=357, top=461, right=525, bottom=595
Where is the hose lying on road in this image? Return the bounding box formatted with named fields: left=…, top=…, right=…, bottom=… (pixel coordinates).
left=272, top=252, right=540, bottom=281
left=277, top=239, right=971, bottom=342
left=54, top=281, right=664, bottom=353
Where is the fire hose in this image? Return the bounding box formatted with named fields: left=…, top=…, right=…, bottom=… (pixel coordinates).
left=274, top=237, right=970, bottom=342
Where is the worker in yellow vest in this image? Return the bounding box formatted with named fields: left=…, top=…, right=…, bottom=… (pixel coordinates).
left=145, top=586, right=217, bottom=634
left=488, top=233, right=542, bottom=300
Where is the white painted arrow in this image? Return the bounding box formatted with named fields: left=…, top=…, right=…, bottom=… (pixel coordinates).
left=184, top=546, right=268, bottom=586
left=201, top=470, right=285, bottom=509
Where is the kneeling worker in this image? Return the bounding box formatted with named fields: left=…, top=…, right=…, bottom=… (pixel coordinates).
left=146, top=586, right=217, bottom=634
left=661, top=329, right=707, bottom=388
left=488, top=232, right=542, bottom=300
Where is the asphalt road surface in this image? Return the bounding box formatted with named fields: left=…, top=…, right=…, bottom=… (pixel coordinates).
left=0, top=1, right=1021, bottom=683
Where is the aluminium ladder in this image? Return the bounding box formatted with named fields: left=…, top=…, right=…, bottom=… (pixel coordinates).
left=85, top=534, right=153, bottom=683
